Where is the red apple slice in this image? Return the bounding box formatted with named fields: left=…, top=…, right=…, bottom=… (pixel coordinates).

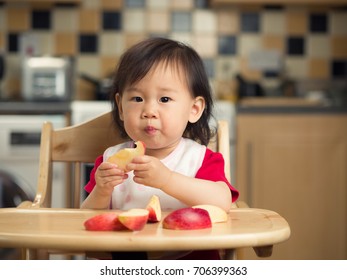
left=192, top=204, right=228, bottom=223
left=84, top=213, right=121, bottom=231
left=107, top=141, right=146, bottom=170
left=145, top=195, right=162, bottom=223
left=118, top=208, right=149, bottom=231
left=162, top=207, right=212, bottom=230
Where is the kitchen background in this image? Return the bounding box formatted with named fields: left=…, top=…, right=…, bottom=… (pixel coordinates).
left=0, top=0, right=346, bottom=101
left=0, top=0, right=347, bottom=260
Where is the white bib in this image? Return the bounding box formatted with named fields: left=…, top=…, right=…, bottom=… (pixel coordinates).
left=103, top=138, right=206, bottom=210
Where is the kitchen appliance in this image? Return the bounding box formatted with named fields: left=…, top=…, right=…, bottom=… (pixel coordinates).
left=22, top=56, right=74, bottom=101
left=0, top=114, right=67, bottom=208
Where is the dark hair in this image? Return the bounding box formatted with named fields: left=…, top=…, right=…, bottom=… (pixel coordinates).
left=110, top=37, right=214, bottom=146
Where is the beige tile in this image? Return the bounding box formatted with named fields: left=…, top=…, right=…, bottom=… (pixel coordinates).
left=263, top=35, right=285, bottom=54
left=81, top=0, right=101, bottom=9
left=239, top=34, right=262, bottom=57
left=53, top=9, right=78, bottom=32
left=215, top=57, right=239, bottom=80
left=262, top=11, right=285, bottom=35
left=286, top=10, right=308, bottom=35
left=331, top=36, right=347, bottom=58
left=7, top=8, right=29, bottom=32
left=307, top=35, right=330, bottom=58
left=55, top=32, right=77, bottom=56
left=330, top=11, right=347, bottom=35
left=79, top=9, right=100, bottom=32
left=77, top=55, right=100, bottom=79
left=170, top=33, right=193, bottom=46
left=147, top=0, right=170, bottom=9
left=147, top=10, right=170, bottom=33
left=217, top=10, right=239, bottom=35
left=285, top=57, right=308, bottom=79
left=193, top=10, right=217, bottom=33
left=101, top=0, right=123, bottom=9
left=308, top=58, right=329, bottom=79
left=170, top=0, right=193, bottom=10
left=123, top=10, right=145, bottom=33
left=35, top=32, right=54, bottom=55
left=193, top=34, right=217, bottom=58
left=99, top=33, right=124, bottom=55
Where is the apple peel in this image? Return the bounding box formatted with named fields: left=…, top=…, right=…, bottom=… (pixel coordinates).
left=146, top=195, right=162, bottom=223
left=162, top=207, right=212, bottom=230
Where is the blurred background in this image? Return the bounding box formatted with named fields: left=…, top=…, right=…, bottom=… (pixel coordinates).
left=0, top=0, right=346, bottom=260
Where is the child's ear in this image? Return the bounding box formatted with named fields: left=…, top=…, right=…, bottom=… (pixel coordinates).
left=115, top=93, right=124, bottom=121
left=189, top=96, right=205, bottom=123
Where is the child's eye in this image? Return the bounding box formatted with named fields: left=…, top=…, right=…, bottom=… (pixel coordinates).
left=159, top=97, right=171, bottom=103
left=131, top=96, right=143, bottom=102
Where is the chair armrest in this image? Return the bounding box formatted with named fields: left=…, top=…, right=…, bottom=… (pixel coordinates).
left=235, top=201, right=249, bottom=208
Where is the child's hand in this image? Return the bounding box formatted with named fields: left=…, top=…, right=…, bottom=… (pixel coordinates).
left=94, top=162, right=128, bottom=196
left=126, top=156, right=172, bottom=190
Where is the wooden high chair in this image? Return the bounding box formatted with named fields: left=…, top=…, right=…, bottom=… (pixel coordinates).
left=20, top=111, right=245, bottom=259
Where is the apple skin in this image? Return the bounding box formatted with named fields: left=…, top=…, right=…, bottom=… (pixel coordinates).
left=192, top=204, right=228, bottom=223
left=118, top=208, right=149, bottom=231
left=107, top=141, right=146, bottom=170
left=145, top=195, right=162, bottom=223
left=162, top=207, right=212, bottom=230
left=84, top=213, right=121, bottom=231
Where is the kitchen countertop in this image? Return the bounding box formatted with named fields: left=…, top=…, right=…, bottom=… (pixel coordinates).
left=236, top=97, right=347, bottom=114
left=0, top=101, right=71, bottom=115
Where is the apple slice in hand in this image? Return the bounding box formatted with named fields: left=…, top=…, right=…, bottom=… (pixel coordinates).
left=145, top=195, right=162, bottom=223
left=84, top=213, right=122, bottom=231
left=162, top=207, right=212, bottom=230
left=192, top=204, right=228, bottom=223
left=118, top=208, right=149, bottom=231
left=107, top=141, right=146, bottom=170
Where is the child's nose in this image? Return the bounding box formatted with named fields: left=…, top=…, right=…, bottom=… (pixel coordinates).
left=142, top=103, right=158, bottom=119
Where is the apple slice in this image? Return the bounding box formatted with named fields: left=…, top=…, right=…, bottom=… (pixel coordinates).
left=84, top=213, right=121, bottom=231
left=118, top=208, right=149, bottom=231
left=162, top=207, right=212, bottom=230
left=107, top=141, right=146, bottom=170
left=145, top=195, right=162, bottom=223
left=192, top=204, right=228, bottom=223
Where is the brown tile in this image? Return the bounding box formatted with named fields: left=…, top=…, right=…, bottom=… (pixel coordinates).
left=79, top=9, right=100, bottom=32
left=0, top=31, right=4, bottom=50
left=7, top=8, right=30, bottom=32
left=76, top=79, right=96, bottom=100
left=101, top=0, right=123, bottom=9
left=147, top=10, right=170, bottom=33
left=5, top=77, right=21, bottom=100
left=100, top=56, right=118, bottom=78
left=307, top=58, right=329, bottom=79
left=286, top=10, right=308, bottom=35
left=263, top=35, right=285, bottom=54
left=124, top=34, right=147, bottom=49
left=217, top=10, right=239, bottom=35
left=331, top=36, right=347, bottom=59
left=55, top=33, right=77, bottom=56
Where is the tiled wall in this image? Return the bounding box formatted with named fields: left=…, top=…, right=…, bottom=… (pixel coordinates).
left=0, top=0, right=346, bottom=100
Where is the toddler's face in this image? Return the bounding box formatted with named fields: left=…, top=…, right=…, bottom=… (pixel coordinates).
left=116, top=61, right=205, bottom=158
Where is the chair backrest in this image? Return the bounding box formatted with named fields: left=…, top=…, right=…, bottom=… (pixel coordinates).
left=32, top=111, right=231, bottom=208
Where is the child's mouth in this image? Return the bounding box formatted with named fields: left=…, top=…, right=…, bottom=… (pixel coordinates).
left=145, top=126, right=157, bottom=135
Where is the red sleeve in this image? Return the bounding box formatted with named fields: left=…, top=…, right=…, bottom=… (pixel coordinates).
left=84, top=155, right=103, bottom=193
left=195, top=149, right=239, bottom=202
